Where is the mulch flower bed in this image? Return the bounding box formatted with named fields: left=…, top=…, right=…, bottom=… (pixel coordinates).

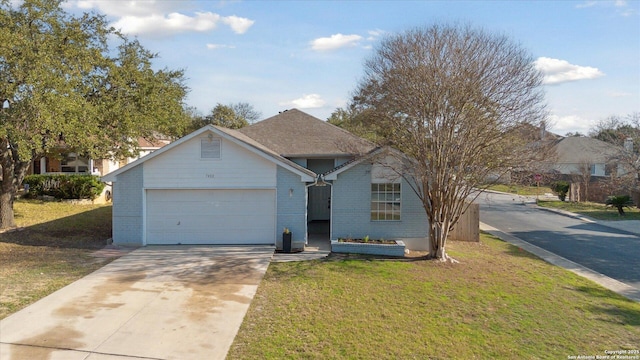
left=337, top=238, right=397, bottom=245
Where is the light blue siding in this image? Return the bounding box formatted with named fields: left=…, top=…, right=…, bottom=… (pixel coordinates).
left=112, top=164, right=144, bottom=245
left=331, top=162, right=428, bottom=240
left=276, top=166, right=307, bottom=249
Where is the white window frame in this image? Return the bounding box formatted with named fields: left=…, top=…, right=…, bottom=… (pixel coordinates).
left=371, top=183, right=401, bottom=221
left=61, top=153, right=90, bottom=173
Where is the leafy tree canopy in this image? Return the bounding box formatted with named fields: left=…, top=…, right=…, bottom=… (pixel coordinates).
left=191, top=102, right=262, bottom=130
left=0, top=0, right=190, bottom=228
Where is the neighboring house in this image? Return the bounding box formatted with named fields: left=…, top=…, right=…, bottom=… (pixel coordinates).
left=547, top=136, right=624, bottom=177
left=102, top=109, right=430, bottom=250
left=29, top=136, right=170, bottom=176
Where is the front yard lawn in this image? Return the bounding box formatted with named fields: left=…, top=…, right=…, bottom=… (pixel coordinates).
left=538, top=199, right=640, bottom=220
left=0, top=199, right=114, bottom=320
left=228, top=233, right=640, bottom=359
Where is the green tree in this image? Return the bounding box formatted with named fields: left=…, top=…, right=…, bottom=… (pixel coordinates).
left=205, top=103, right=248, bottom=129
left=195, top=102, right=261, bottom=130
left=231, top=102, right=261, bottom=124
left=0, top=0, right=190, bottom=228
left=327, top=106, right=384, bottom=143
left=352, top=24, right=547, bottom=261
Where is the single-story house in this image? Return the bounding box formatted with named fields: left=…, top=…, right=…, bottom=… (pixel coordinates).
left=102, top=109, right=429, bottom=250
left=547, top=136, right=625, bottom=177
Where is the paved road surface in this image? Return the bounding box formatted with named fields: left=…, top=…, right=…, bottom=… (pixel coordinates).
left=478, top=192, right=640, bottom=292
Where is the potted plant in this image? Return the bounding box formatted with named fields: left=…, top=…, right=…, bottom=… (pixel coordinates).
left=283, top=227, right=292, bottom=253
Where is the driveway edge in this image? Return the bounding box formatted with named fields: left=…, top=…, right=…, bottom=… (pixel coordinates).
left=480, top=222, right=640, bottom=302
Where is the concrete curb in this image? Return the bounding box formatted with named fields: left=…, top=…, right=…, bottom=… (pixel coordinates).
left=531, top=203, right=640, bottom=237
left=530, top=204, right=597, bottom=223
left=480, top=222, right=640, bottom=302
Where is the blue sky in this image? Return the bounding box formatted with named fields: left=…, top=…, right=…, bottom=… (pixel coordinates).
left=60, top=0, right=639, bottom=135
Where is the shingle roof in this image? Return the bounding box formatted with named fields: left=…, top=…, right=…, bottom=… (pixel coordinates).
left=238, top=109, right=375, bottom=157
left=553, top=136, right=622, bottom=164
left=213, top=126, right=316, bottom=178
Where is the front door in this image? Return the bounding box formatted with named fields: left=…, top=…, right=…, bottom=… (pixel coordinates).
left=308, top=185, right=330, bottom=221
left=307, top=159, right=335, bottom=221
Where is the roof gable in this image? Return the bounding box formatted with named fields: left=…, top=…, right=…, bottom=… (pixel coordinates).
left=238, top=109, right=375, bottom=157
left=553, top=136, right=622, bottom=164
left=102, top=125, right=316, bottom=182
left=324, top=146, right=411, bottom=180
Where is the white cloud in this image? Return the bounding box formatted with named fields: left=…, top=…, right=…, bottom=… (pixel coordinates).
left=367, top=29, right=386, bottom=41
left=73, top=0, right=179, bottom=17
left=280, top=94, right=326, bottom=109
left=111, top=12, right=218, bottom=36
left=575, top=0, right=635, bottom=16
left=206, top=44, right=235, bottom=50
left=575, top=1, right=598, bottom=8
left=535, top=57, right=605, bottom=85
left=548, top=114, right=594, bottom=135
left=310, top=34, right=362, bottom=51
left=222, top=15, right=254, bottom=34
left=68, top=1, right=254, bottom=37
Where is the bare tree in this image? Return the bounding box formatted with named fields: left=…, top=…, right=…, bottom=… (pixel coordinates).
left=352, top=24, right=547, bottom=261
left=570, top=161, right=592, bottom=202
left=588, top=112, right=640, bottom=197
left=231, top=102, right=262, bottom=124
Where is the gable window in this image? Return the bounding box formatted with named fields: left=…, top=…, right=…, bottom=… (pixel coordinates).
left=371, top=183, right=401, bottom=221
left=201, top=138, right=221, bottom=159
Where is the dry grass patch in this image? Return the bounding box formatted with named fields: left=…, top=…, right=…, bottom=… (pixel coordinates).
left=486, top=184, right=553, bottom=196
left=228, top=234, right=640, bottom=359
left=0, top=200, right=114, bottom=319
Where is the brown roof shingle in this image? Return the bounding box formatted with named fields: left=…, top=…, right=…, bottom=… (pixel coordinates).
left=553, top=136, right=622, bottom=164
left=238, top=109, right=375, bottom=157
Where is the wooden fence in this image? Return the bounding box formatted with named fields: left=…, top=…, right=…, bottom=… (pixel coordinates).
left=448, top=203, right=480, bottom=242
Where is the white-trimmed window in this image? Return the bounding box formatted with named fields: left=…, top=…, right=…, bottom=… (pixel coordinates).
left=201, top=138, right=221, bottom=159
left=61, top=153, right=89, bottom=173
left=371, top=183, right=401, bottom=221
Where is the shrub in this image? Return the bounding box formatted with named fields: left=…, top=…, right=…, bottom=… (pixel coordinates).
left=550, top=181, right=570, bottom=201
left=23, top=174, right=105, bottom=200
left=605, top=195, right=633, bottom=216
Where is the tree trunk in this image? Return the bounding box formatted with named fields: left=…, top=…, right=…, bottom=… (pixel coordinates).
left=429, top=221, right=450, bottom=261
left=1, top=145, right=31, bottom=229
left=0, top=190, right=16, bottom=229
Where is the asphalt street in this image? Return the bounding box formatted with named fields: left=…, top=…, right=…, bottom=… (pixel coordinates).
left=477, top=192, right=640, bottom=292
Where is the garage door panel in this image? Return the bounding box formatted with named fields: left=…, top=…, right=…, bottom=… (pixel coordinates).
left=146, top=189, right=275, bottom=245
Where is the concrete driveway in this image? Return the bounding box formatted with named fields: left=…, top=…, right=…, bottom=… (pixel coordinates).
left=0, top=245, right=274, bottom=360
